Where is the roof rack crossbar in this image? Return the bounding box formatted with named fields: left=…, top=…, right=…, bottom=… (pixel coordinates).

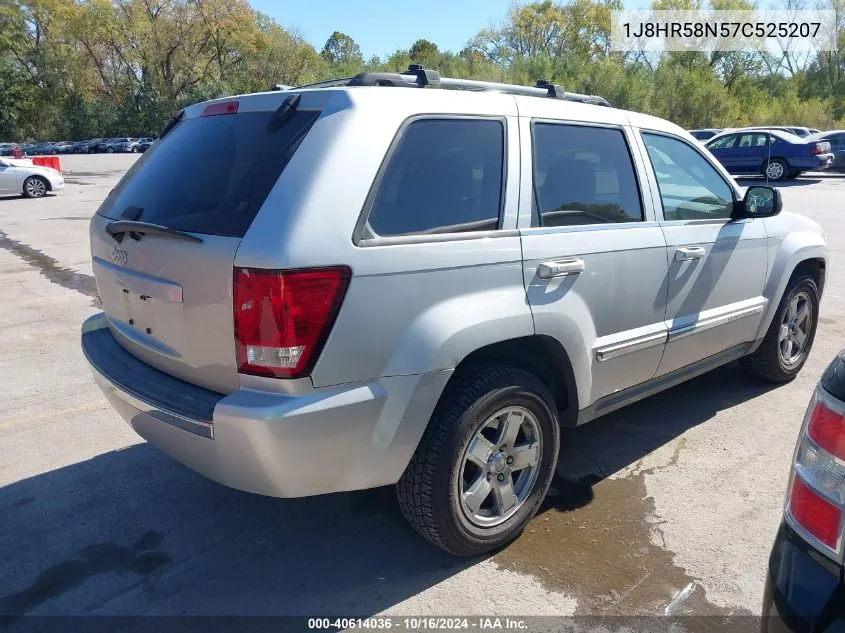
left=292, top=65, right=611, bottom=107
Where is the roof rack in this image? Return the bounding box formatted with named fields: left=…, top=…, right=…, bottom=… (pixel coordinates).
left=294, top=65, right=611, bottom=107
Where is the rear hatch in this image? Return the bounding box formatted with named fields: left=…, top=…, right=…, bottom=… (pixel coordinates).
left=89, top=92, right=325, bottom=393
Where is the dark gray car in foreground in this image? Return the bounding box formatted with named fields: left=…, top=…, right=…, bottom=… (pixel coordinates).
left=762, top=351, right=845, bottom=632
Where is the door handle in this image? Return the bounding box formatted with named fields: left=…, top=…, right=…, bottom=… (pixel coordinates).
left=538, top=258, right=585, bottom=279
left=675, top=247, right=706, bottom=262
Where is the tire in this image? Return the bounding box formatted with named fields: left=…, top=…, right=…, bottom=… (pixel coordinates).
left=740, top=273, right=819, bottom=382
left=106, top=147, right=114, bottom=153
left=22, top=176, right=48, bottom=199
left=396, top=363, right=560, bottom=556
left=764, top=158, right=789, bottom=182
left=132, top=146, right=138, bottom=153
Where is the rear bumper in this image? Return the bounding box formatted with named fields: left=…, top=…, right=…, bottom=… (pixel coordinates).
left=761, top=523, right=844, bottom=633
left=82, top=313, right=450, bottom=498
left=789, top=154, right=834, bottom=172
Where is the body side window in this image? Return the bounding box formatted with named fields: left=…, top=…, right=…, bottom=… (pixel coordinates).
left=365, top=118, right=505, bottom=237
left=708, top=134, right=737, bottom=149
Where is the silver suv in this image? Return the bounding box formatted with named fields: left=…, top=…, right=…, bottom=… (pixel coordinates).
left=81, top=66, right=828, bottom=556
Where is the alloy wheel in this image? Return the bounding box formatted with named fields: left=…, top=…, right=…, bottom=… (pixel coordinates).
left=25, top=178, right=46, bottom=198
left=779, top=290, right=813, bottom=366
left=458, top=406, right=542, bottom=527
left=766, top=161, right=785, bottom=180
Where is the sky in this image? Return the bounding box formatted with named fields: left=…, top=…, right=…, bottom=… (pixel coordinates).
left=253, top=0, right=656, bottom=59
left=251, top=0, right=517, bottom=59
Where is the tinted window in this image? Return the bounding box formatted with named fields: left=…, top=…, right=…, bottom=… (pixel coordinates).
left=367, top=119, right=504, bottom=236
left=532, top=124, right=642, bottom=227
left=829, top=134, right=845, bottom=148
left=97, top=108, right=320, bottom=237
left=642, top=133, right=734, bottom=221
left=707, top=135, right=737, bottom=149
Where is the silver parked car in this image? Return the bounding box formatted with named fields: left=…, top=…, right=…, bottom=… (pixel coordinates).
left=81, top=66, right=828, bottom=556
left=0, top=156, right=65, bottom=198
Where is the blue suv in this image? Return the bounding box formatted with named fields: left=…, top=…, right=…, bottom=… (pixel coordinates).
left=705, top=130, right=833, bottom=181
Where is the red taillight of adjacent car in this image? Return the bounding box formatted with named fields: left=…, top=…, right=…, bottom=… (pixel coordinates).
left=233, top=267, right=351, bottom=378
left=808, top=400, right=845, bottom=460
left=788, top=476, right=842, bottom=549
left=786, top=394, right=845, bottom=554
left=811, top=142, right=830, bottom=155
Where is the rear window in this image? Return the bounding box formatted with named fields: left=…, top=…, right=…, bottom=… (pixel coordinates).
left=97, top=107, right=320, bottom=237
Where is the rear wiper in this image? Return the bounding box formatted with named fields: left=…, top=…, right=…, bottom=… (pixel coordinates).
left=267, top=94, right=301, bottom=132
left=105, top=220, right=203, bottom=244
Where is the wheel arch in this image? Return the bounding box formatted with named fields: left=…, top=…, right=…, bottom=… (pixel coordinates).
left=23, top=174, right=51, bottom=194
left=756, top=239, right=827, bottom=343
left=448, top=335, right=580, bottom=427
left=793, top=257, right=826, bottom=295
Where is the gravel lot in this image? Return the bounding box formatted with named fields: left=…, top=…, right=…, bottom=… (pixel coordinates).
left=0, top=154, right=843, bottom=623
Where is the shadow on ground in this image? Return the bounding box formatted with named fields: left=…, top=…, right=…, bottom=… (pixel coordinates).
left=735, top=177, right=823, bottom=188
left=0, top=362, right=777, bottom=617
left=489, top=361, right=776, bottom=616
left=0, top=194, right=61, bottom=202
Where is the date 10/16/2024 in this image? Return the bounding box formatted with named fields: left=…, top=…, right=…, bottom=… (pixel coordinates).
left=307, top=617, right=529, bottom=630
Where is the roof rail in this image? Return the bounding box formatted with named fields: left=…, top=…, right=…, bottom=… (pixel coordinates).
left=293, top=65, right=611, bottom=107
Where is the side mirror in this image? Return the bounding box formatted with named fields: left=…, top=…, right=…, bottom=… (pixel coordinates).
left=734, top=185, right=782, bottom=220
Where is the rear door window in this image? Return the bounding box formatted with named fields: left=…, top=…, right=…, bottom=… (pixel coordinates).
left=97, top=106, right=320, bottom=237
left=366, top=118, right=505, bottom=237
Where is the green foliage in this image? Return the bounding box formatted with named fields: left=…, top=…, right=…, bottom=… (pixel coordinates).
left=321, top=30, right=364, bottom=77
left=408, top=39, right=439, bottom=67
left=0, top=0, right=842, bottom=141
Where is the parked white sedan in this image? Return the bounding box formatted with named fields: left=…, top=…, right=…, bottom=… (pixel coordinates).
left=0, top=157, right=64, bottom=198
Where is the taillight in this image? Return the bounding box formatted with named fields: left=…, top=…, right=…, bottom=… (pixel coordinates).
left=811, top=142, right=829, bottom=155
left=786, top=392, right=845, bottom=555
left=201, top=101, right=239, bottom=117
left=233, top=267, right=351, bottom=379
left=808, top=400, right=845, bottom=460
left=789, top=477, right=841, bottom=549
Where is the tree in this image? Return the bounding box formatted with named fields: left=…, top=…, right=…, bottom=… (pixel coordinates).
left=321, top=30, right=363, bottom=65
left=409, top=38, right=439, bottom=66
left=1, top=0, right=842, bottom=139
